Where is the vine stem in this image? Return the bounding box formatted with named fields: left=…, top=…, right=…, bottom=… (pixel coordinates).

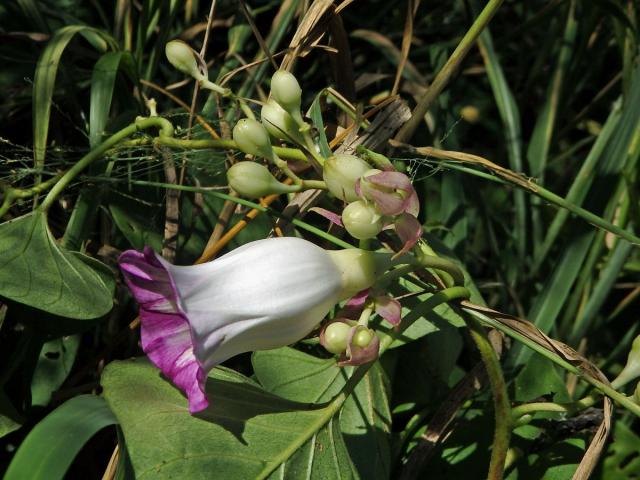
left=40, top=117, right=174, bottom=212
left=462, top=311, right=511, bottom=480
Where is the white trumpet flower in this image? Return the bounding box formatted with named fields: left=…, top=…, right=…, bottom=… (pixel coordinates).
left=119, top=237, right=390, bottom=413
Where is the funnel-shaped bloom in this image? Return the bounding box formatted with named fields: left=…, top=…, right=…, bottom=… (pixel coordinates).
left=119, top=238, right=389, bottom=413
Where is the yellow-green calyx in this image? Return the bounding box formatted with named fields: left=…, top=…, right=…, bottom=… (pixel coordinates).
left=226, top=162, right=297, bottom=198
left=326, top=248, right=391, bottom=300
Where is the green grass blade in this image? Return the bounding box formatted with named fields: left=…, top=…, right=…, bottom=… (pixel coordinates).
left=4, top=395, right=117, bottom=480
left=531, top=105, right=621, bottom=273
left=476, top=16, right=526, bottom=262
left=32, top=26, right=115, bottom=178
left=526, top=0, right=577, bottom=250
left=90, top=51, right=136, bottom=148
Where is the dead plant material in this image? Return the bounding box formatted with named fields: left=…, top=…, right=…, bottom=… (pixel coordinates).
left=388, top=141, right=537, bottom=191
left=461, top=301, right=612, bottom=480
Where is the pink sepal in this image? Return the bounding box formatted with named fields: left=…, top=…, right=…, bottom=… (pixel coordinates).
left=310, top=207, right=344, bottom=227
left=338, top=326, right=380, bottom=366
left=374, top=295, right=402, bottom=326
left=394, top=213, right=422, bottom=258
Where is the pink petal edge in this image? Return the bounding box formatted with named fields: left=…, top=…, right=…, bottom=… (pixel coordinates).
left=118, top=248, right=209, bottom=414
left=310, top=207, right=344, bottom=227
left=375, top=295, right=402, bottom=326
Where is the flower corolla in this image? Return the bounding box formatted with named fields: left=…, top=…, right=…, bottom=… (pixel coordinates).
left=119, top=237, right=389, bottom=413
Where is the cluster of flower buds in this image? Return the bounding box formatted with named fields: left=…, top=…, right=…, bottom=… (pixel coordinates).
left=320, top=153, right=422, bottom=256
left=165, top=49, right=421, bottom=363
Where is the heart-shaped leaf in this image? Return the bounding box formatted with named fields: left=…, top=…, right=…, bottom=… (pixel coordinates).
left=253, top=347, right=392, bottom=480
left=101, top=358, right=357, bottom=480
left=0, top=212, right=114, bottom=319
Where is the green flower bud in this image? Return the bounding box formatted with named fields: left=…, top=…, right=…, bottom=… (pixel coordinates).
left=270, top=70, right=302, bottom=114
left=327, top=248, right=391, bottom=300
left=342, top=200, right=384, bottom=240
left=322, top=321, right=352, bottom=354
left=227, top=161, right=297, bottom=198
left=232, top=119, right=274, bottom=160
left=261, top=99, right=305, bottom=145
left=353, top=328, right=375, bottom=349
left=165, top=40, right=205, bottom=81
left=322, top=154, right=372, bottom=202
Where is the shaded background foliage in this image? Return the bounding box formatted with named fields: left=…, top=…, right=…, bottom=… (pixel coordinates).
left=0, top=0, right=639, bottom=478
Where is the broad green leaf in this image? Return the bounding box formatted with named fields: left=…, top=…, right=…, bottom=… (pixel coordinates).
left=33, top=25, right=116, bottom=171
left=30, top=335, right=80, bottom=407
left=601, top=421, right=640, bottom=479
left=253, top=347, right=391, bottom=480
left=514, top=354, right=570, bottom=403
left=108, top=195, right=163, bottom=252
left=0, top=212, right=114, bottom=319
left=4, top=395, right=117, bottom=480
left=0, top=391, right=22, bottom=439
left=101, top=358, right=356, bottom=480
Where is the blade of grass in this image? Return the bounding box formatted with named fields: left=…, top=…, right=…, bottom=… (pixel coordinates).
left=476, top=11, right=527, bottom=264
left=527, top=0, right=577, bottom=253
left=4, top=395, right=117, bottom=480
left=32, top=26, right=116, bottom=196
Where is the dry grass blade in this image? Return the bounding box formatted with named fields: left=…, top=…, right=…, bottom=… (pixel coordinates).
left=280, top=0, right=335, bottom=70
left=160, top=148, right=179, bottom=263
left=392, top=0, right=420, bottom=95
left=328, top=15, right=356, bottom=114
left=351, top=29, right=426, bottom=84
left=239, top=0, right=277, bottom=70
left=461, top=302, right=613, bottom=480
left=388, top=141, right=535, bottom=190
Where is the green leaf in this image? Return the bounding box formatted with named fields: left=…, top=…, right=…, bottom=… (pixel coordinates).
left=0, top=212, right=114, bottom=319
left=30, top=335, right=80, bottom=407
left=90, top=51, right=136, bottom=147
left=101, top=358, right=357, bottom=480
left=253, top=347, right=391, bottom=480
left=4, top=395, right=117, bottom=480
left=514, top=354, right=570, bottom=403
left=601, top=421, right=640, bottom=479
left=33, top=25, right=116, bottom=171
left=0, top=391, right=22, bottom=439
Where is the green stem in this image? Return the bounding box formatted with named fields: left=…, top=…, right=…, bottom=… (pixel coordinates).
left=152, top=136, right=310, bottom=162
left=0, top=174, right=61, bottom=217
left=395, top=252, right=466, bottom=286
left=301, top=179, right=327, bottom=190
left=40, top=117, right=174, bottom=212
left=433, top=160, right=640, bottom=247
left=465, top=308, right=640, bottom=418
left=463, top=311, right=511, bottom=480
left=394, top=0, right=505, bottom=142
left=106, top=178, right=355, bottom=249
left=511, top=395, right=596, bottom=421
left=378, top=286, right=471, bottom=352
